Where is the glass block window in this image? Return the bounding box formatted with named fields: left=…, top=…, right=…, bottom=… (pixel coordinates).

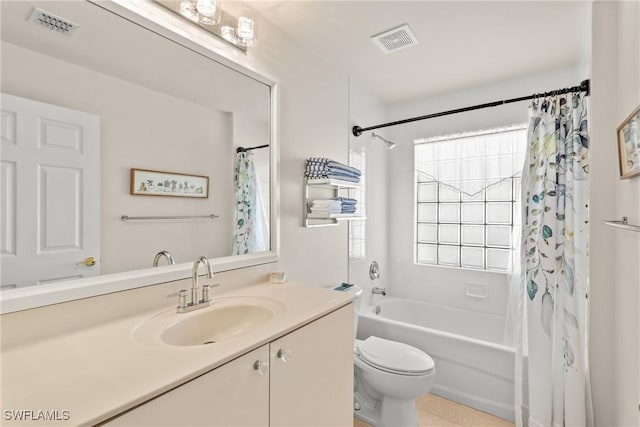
left=349, top=149, right=366, bottom=260
left=414, top=125, right=526, bottom=272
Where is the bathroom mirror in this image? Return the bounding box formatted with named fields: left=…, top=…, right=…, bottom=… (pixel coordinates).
left=0, top=0, right=278, bottom=312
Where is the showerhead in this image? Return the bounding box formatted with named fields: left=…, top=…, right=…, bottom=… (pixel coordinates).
left=371, top=132, right=396, bottom=150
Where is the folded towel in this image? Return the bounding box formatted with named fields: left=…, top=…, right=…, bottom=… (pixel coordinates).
left=310, top=207, right=342, bottom=215
left=312, top=198, right=357, bottom=206
left=307, top=157, right=329, bottom=165
left=305, top=165, right=361, bottom=178
left=305, top=171, right=360, bottom=183
left=311, top=207, right=356, bottom=215
left=336, top=197, right=357, bottom=205
left=311, top=208, right=341, bottom=214
left=305, top=158, right=361, bottom=178
left=326, top=172, right=360, bottom=183
left=310, top=197, right=358, bottom=215
left=326, top=161, right=361, bottom=177
left=311, top=199, right=342, bottom=209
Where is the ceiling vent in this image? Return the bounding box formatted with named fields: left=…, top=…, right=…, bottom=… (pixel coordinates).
left=371, top=24, right=419, bottom=54
left=29, top=8, right=79, bottom=36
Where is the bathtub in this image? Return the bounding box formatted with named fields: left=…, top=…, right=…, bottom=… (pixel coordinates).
left=357, top=297, right=516, bottom=422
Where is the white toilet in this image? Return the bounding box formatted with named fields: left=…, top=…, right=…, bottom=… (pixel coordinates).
left=345, top=285, right=436, bottom=427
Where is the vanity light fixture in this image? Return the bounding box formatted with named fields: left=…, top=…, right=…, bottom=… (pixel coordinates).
left=158, top=1, right=256, bottom=50
left=217, top=10, right=256, bottom=47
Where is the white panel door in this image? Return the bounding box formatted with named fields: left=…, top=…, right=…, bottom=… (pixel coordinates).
left=0, top=93, right=100, bottom=289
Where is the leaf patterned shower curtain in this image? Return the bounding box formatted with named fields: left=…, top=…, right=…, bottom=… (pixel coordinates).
left=232, top=151, right=267, bottom=255
left=515, top=93, right=592, bottom=427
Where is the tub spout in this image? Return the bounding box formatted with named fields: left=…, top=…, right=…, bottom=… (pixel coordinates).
left=372, top=286, right=386, bottom=296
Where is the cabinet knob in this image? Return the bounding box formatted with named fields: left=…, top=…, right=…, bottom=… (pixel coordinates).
left=277, top=348, right=292, bottom=362
left=253, top=360, right=269, bottom=375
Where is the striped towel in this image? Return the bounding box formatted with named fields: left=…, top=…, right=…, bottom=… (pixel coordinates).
left=305, top=158, right=361, bottom=178
left=305, top=172, right=360, bottom=183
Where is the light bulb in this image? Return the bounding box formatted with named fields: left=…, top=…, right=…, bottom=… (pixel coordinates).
left=196, top=0, right=216, bottom=17
left=220, top=26, right=236, bottom=43
left=195, top=0, right=220, bottom=24
left=236, top=16, right=255, bottom=42
left=179, top=1, right=198, bottom=23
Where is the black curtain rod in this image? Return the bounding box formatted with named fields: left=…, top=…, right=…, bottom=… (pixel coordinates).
left=236, top=144, right=269, bottom=153
left=352, top=79, right=590, bottom=137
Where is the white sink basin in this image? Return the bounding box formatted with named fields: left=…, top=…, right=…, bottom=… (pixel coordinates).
left=132, top=296, right=286, bottom=347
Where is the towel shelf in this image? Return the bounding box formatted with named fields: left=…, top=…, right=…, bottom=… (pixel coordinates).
left=603, top=217, right=640, bottom=232
left=306, top=213, right=366, bottom=220
left=121, top=214, right=219, bottom=221
left=305, top=178, right=360, bottom=189
left=303, top=178, right=362, bottom=227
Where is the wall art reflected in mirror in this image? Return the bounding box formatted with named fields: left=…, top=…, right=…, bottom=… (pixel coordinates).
left=0, top=0, right=276, bottom=298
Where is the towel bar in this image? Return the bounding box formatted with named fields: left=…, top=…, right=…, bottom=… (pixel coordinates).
left=603, top=217, right=640, bottom=232
left=121, top=214, right=219, bottom=221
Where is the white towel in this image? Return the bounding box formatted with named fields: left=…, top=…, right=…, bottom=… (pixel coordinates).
left=311, top=199, right=342, bottom=209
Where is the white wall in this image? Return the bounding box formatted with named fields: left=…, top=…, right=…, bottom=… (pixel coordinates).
left=348, top=79, right=389, bottom=306
left=383, top=67, right=580, bottom=321
left=614, top=4, right=640, bottom=422
left=613, top=2, right=640, bottom=422
left=243, top=15, right=351, bottom=286
left=589, top=3, right=618, bottom=424
left=590, top=2, right=640, bottom=425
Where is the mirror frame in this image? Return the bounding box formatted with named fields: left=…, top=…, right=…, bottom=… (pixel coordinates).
left=0, top=0, right=280, bottom=314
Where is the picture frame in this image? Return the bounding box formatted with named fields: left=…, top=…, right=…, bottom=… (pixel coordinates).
left=130, top=168, right=209, bottom=198
left=617, top=104, right=640, bottom=179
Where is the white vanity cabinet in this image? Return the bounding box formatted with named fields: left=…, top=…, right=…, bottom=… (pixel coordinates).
left=103, top=304, right=353, bottom=427
left=103, top=345, right=270, bottom=426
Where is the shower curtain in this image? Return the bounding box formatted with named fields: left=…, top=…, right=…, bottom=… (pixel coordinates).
left=515, top=93, right=592, bottom=427
left=232, top=151, right=268, bottom=255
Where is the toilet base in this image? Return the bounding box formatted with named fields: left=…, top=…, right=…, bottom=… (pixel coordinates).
left=378, top=397, right=418, bottom=427
left=353, top=404, right=378, bottom=426
left=354, top=395, right=418, bottom=427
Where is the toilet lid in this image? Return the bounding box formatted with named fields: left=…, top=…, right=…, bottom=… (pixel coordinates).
left=356, top=336, right=434, bottom=376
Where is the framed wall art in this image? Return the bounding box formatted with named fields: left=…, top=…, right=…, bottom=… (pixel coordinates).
left=130, top=168, right=209, bottom=198
left=617, top=105, right=640, bottom=179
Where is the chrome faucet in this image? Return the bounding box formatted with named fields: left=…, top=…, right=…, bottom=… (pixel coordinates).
left=177, top=256, right=215, bottom=313
left=152, top=250, right=175, bottom=267
left=191, top=256, right=213, bottom=303
left=371, top=286, right=386, bottom=296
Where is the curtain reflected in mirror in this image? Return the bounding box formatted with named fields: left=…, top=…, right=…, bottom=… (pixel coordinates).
left=232, top=148, right=270, bottom=254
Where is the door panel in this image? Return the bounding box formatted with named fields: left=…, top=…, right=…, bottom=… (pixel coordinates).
left=0, top=93, right=100, bottom=288
left=103, top=345, right=270, bottom=426
left=270, top=304, right=354, bottom=427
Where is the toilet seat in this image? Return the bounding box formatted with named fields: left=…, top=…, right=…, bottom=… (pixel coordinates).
left=356, top=336, right=434, bottom=376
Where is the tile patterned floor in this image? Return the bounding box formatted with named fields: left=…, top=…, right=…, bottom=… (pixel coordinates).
left=353, top=393, right=515, bottom=427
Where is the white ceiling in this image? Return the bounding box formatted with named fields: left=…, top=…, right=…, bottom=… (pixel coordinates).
left=250, top=1, right=591, bottom=103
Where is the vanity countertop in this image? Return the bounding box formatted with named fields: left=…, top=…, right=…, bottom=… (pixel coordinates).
left=0, top=282, right=353, bottom=426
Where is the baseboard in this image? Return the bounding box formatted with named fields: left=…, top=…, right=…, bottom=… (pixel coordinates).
left=431, top=384, right=515, bottom=422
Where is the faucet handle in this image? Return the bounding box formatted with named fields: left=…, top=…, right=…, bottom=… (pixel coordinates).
left=201, top=283, right=220, bottom=303
left=201, top=285, right=211, bottom=303
left=177, top=290, right=188, bottom=309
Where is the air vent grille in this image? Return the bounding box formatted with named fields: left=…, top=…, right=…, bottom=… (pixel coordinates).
left=29, top=8, right=79, bottom=36
left=371, top=24, right=419, bottom=54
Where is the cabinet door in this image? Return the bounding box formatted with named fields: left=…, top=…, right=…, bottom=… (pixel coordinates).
left=270, top=304, right=354, bottom=427
left=104, top=345, right=269, bottom=426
